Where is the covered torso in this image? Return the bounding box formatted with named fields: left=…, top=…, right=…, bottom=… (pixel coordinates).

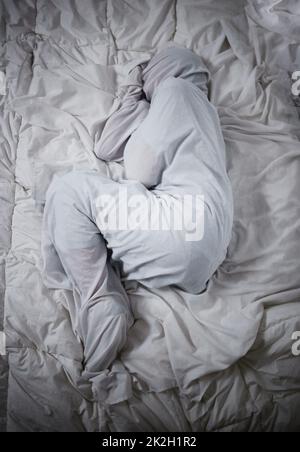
left=40, top=46, right=234, bottom=388
left=108, top=75, right=233, bottom=294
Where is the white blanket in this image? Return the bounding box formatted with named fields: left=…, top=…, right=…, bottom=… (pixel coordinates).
left=41, top=48, right=234, bottom=402
left=2, top=0, right=300, bottom=432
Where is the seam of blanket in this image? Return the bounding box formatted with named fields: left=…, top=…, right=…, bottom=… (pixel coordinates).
left=4, top=0, right=38, bottom=427
left=257, top=310, right=300, bottom=335
left=236, top=362, right=266, bottom=429
left=0, top=2, right=35, bottom=427
left=4, top=109, right=20, bottom=431
left=210, top=413, right=258, bottom=432
left=170, top=0, right=177, bottom=42
left=106, top=0, right=116, bottom=64
left=7, top=345, right=82, bottom=365
left=3, top=110, right=18, bottom=435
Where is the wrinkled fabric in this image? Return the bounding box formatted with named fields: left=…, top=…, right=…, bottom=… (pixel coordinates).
left=3, top=0, right=300, bottom=433
left=41, top=50, right=233, bottom=396
left=142, top=46, right=210, bottom=100
left=42, top=173, right=134, bottom=384
left=0, top=71, right=6, bottom=95
left=96, top=45, right=209, bottom=164
left=246, top=0, right=300, bottom=41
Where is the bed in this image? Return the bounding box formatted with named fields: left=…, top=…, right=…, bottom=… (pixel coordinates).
left=0, top=0, right=300, bottom=432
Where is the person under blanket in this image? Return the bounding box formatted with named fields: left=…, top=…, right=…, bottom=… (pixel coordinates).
left=41, top=46, right=233, bottom=391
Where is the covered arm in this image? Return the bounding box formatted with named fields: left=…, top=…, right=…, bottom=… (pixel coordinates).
left=95, top=68, right=150, bottom=162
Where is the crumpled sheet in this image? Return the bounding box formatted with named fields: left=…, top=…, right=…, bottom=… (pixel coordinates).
left=1, top=0, right=300, bottom=432
left=40, top=48, right=234, bottom=403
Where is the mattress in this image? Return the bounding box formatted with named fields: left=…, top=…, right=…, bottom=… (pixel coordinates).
left=0, top=0, right=300, bottom=432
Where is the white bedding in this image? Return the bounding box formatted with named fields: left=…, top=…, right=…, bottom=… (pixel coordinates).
left=1, top=0, right=300, bottom=432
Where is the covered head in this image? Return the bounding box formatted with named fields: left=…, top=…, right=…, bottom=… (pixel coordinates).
left=142, top=45, right=210, bottom=101
left=124, top=46, right=210, bottom=188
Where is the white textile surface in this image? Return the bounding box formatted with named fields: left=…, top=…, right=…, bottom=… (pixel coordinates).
left=1, top=0, right=300, bottom=432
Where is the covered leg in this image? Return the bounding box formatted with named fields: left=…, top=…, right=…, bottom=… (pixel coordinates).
left=41, top=171, right=134, bottom=382
left=123, top=76, right=233, bottom=293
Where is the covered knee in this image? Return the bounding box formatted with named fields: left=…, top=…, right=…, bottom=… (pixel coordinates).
left=44, top=172, right=88, bottom=231
left=53, top=171, right=92, bottom=188
left=46, top=171, right=97, bottom=202
left=154, top=76, right=192, bottom=101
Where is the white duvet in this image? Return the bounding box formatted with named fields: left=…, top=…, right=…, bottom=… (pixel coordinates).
left=1, top=0, right=300, bottom=432
left=41, top=47, right=234, bottom=401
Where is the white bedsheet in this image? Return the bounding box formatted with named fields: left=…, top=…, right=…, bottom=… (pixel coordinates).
left=1, top=0, right=300, bottom=432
